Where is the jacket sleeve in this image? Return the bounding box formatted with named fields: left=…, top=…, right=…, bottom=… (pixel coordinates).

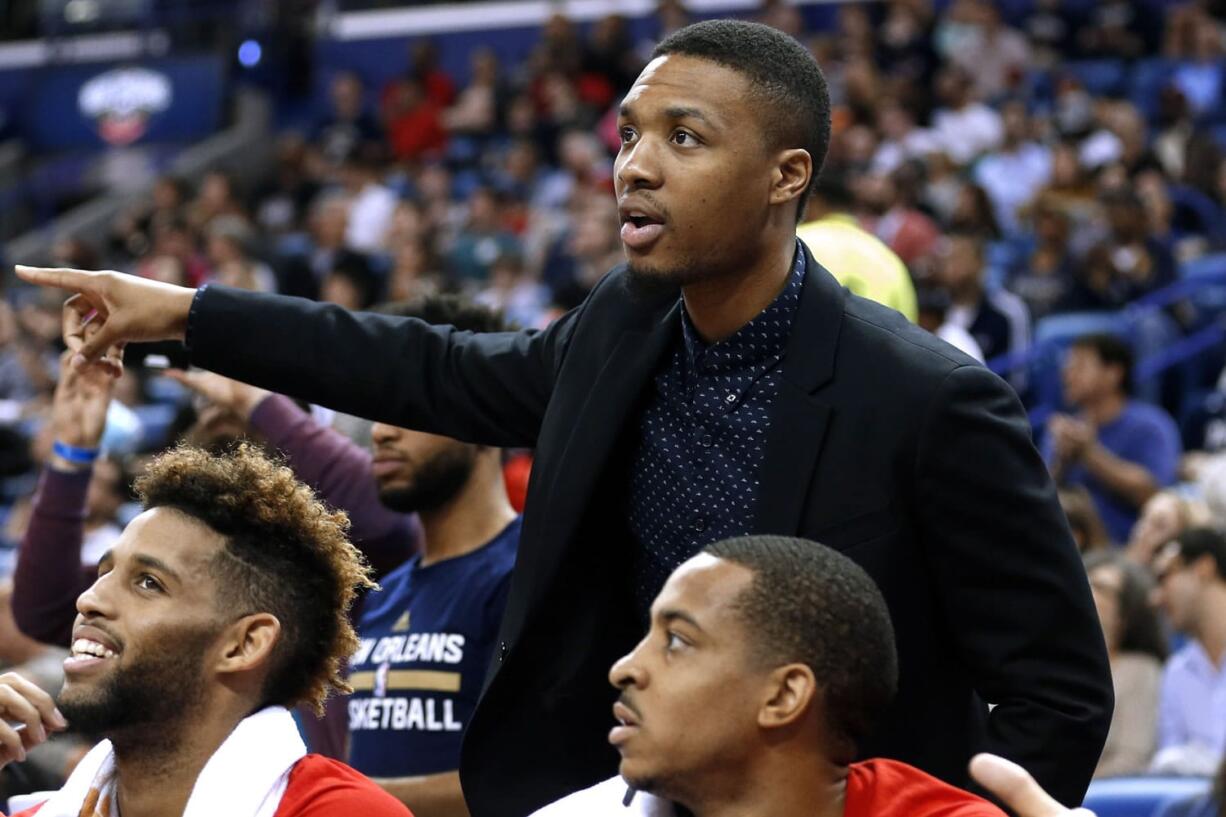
left=11, top=468, right=95, bottom=646
left=914, top=364, right=1114, bottom=807
left=186, top=286, right=584, bottom=449
left=248, top=394, right=418, bottom=578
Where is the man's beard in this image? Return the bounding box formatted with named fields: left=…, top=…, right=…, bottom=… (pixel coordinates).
left=378, top=446, right=477, bottom=514
left=623, top=260, right=701, bottom=300
left=58, top=622, right=219, bottom=739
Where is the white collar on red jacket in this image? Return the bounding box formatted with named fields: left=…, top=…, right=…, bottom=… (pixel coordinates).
left=33, top=706, right=307, bottom=817
left=529, top=776, right=676, bottom=817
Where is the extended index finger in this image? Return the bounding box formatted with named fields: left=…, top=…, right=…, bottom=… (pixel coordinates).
left=15, top=265, right=100, bottom=294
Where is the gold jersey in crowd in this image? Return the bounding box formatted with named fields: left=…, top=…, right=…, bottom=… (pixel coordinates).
left=797, top=214, right=917, bottom=322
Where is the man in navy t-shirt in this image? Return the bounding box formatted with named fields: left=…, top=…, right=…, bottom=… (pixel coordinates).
left=1044, top=333, right=1181, bottom=543
left=343, top=297, right=521, bottom=813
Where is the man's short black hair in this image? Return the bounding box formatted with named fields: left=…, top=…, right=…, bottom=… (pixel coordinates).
left=374, top=293, right=510, bottom=333
left=1072, top=332, right=1135, bottom=396
left=703, top=535, right=897, bottom=760
left=653, top=20, right=831, bottom=223
left=1170, top=526, right=1226, bottom=581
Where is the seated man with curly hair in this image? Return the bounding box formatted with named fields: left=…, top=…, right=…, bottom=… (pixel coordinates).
left=0, top=443, right=411, bottom=817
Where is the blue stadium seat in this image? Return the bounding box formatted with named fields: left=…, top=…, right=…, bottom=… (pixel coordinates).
left=1082, top=776, right=1212, bottom=817
left=1130, top=58, right=1180, bottom=121
left=1066, top=60, right=1128, bottom=97
left=1180, top=253, right=1226, bottom=280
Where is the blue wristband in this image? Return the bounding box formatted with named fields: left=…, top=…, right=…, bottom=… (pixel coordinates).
left=52, top=440, right=100, bottom=464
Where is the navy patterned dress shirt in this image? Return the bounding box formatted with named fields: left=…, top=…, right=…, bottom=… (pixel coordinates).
left=629, top=243, right=806, bottom=614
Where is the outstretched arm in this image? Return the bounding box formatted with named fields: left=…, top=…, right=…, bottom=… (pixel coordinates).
left=14, top=267, right=581, bottom=449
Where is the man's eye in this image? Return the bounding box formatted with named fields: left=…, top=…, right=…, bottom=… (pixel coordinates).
left=136, top=574, right=163, bottom=593
left=665, top=632, right=686, bottom=651
left=619, top=126, right=637, bottom=144
left=672, top=130, right=698, bottom=146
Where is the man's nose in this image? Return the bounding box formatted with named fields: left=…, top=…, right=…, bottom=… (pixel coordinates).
left=616, top=139, right=663, bottom=192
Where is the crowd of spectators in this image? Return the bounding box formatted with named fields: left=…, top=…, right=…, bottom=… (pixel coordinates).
left=4, top=0, right=1226, bottom=812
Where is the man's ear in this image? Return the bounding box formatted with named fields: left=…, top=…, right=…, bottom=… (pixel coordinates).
left=215, top=613, right=281, bottom=676
left=770, top=148, right=813, bottom=214
left=1192, top=554, right=1220, bottom=583
left=758, top=663, right=818, bottom=730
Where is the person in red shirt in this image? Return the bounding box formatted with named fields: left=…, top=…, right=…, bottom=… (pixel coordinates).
left=531, top=535, right=1092, bottom=817
left=0, top=444, right=410, bottom=817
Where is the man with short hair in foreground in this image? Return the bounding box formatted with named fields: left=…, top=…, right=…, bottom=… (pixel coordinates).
left=532, top=535, right=1093, bottom=817
left=0, top=443, right=410, bottom=817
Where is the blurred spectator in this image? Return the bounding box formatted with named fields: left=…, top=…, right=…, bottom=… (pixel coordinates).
left=945, top=0, right=1030, bottom=100
left=1084, top=551, right=1168, bottom=778
left=1078, top=0, right=1152, bottom=60
left=315, top=71, right=383, bottom=166
left=581, top=14, right=640, bottom=100
left=447, top=187, right=521, bottom=287
left=1007, top=200, right=1083, bottom=321
left=475, top=251, right=550, bottom=328
left=1021, top=0, right=1078, bottom=71
left=321, top=251, right=381, bottom=311
left=205, top=216, right=277, bottom=292
left=877, top=0, right=938, bottom=86
left=387, top=238, right=443, bottom=303
left=405, top=40, right=457, bottom=109
left=341, top=147, right=399, bottom=253
left=1152, top=528, right=1226, bottom=776
left=948, top=182, right=1003, bottom=243
left=934, top=232, right=1030, bottom=362
left=1060, top=484, right=1113, bottom=554
left=797, top=174, right=918, bottom=321
left=540, top=196, right=621, bottom=308
left=1169, top=11, right=1225, bottom=118
left=863, top=163, right=941, bottom=268
left=1126, top=490, right=1213, bottom=566
left=1046, top=334, right=1182, bottom=544
left=384, top=78, right=448, bottom=163
left=1034, top=141, right=1100, bottom=239
left=443, top=49, right=502, bottom=136
left=916, top=285, right=985, bottom=362
left=252, top=134, right=321, bottom=237
left=109, top=176, right=189, bottom=260
left=187, top=170, right=246, bottom=234
left=1079, top=188, right=1177, bottom=309
left=871, top=98, right=939, bottom=175
left=975, top=100, right=1052, bottom=235
left=137, top=218, right=210, bottom=288
left=930, top=65, right=1003, bottom=165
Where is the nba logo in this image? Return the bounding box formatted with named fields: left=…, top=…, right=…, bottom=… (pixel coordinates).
left=374, top=662, right=390, bottom=698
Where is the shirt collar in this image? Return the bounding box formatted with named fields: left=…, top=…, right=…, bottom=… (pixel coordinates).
left=680, top=240, right=806, bottom=376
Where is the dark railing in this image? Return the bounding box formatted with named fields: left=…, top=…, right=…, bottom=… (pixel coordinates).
left=988, top=257, right=1226, bottom=427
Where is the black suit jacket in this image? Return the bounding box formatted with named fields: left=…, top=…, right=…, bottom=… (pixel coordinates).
left=188, top=243, right=1112, bottom=817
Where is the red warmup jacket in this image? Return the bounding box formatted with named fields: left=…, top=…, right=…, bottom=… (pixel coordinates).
left=10, top=755, right=412, bottom=817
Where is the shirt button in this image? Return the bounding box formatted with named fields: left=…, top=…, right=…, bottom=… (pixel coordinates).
left=725, top=393, right=737, bottom=404
left=692, top=517, right=707, bottom=533
left=700, top=434, right=713, bottom=448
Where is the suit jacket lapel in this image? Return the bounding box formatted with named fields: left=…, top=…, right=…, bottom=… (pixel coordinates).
left=504, top=296, right=681, bottom=637
left=753, top=242, right=844, bottom=535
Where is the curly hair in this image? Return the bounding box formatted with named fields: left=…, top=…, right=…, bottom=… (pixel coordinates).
left=134, top=442, right=376, bottom=715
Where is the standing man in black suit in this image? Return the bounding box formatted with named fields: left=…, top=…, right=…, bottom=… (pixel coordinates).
left=17, top=20, right=1111, bottom=817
